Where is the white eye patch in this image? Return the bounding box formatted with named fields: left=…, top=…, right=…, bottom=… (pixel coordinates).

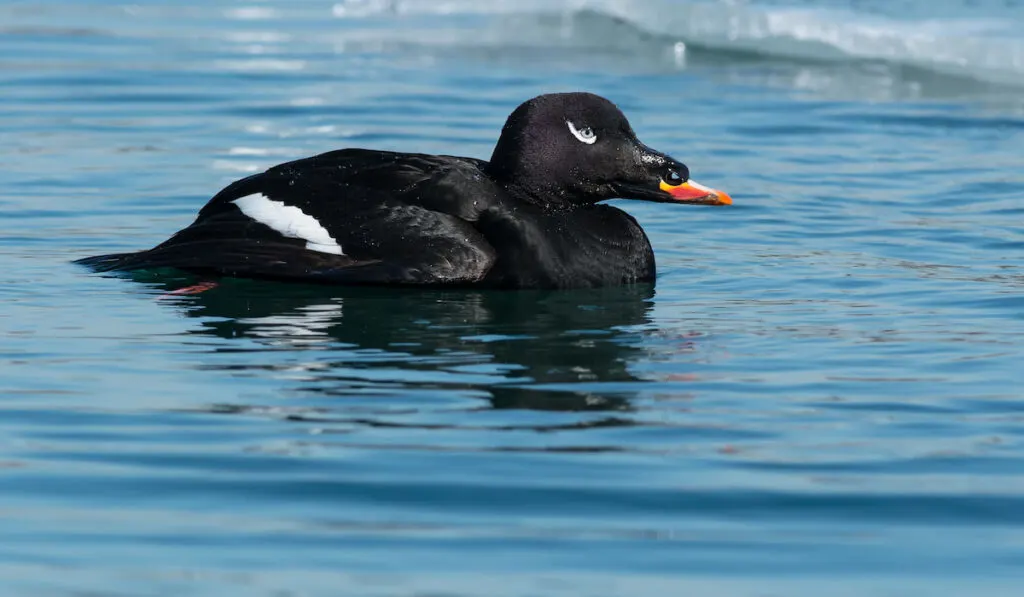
left=566, top=120, right=597, bottom=145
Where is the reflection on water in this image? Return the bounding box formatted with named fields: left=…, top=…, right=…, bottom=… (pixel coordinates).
left=147, top=275, right=657, bottom=414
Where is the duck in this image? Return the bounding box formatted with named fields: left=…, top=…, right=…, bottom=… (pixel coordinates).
left=76, top=92, right=732, bottom=289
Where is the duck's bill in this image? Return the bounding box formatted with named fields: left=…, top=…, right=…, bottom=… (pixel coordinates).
left=659, top=179, right=733, bottom=205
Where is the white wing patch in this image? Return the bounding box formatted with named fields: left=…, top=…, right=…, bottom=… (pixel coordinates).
left=232, top=193, right=344, bottom=256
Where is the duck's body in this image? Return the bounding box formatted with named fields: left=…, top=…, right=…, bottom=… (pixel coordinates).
left=78, top=93, right=730, bottom=289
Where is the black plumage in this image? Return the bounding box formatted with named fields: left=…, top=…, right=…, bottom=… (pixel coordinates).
left=77, top=92, right=731, bottom=289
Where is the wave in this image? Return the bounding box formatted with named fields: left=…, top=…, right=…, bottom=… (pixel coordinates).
left=330, top=0, right=1024, bottom=86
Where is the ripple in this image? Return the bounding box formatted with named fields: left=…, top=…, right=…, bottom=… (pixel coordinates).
left=3, top=1, right=1024, bottom=595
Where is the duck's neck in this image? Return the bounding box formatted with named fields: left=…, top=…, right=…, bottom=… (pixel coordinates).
left=507, top=182, right=579, bottom=212
left=485, top=134, right=574, bottom=211
left=484, top=163, right=580, bottom=212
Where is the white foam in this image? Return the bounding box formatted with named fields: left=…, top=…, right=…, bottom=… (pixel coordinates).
left=232, top=193, right=345, bottom=255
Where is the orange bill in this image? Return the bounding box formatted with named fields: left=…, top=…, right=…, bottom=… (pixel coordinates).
left=660, top=179, right=733, bottom=205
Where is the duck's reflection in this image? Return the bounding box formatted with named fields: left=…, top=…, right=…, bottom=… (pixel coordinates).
left=148, top=275, right=657, bottom=412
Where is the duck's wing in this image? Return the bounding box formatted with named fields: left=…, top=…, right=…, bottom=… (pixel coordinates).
left=77, top=149, right=498, bottom=285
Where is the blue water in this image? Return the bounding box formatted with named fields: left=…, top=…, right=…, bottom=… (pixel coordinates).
left=3, top=1, right=1024, bottom=595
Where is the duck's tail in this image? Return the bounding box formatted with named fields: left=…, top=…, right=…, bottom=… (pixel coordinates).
left=74, top=251, right=150, bottom=272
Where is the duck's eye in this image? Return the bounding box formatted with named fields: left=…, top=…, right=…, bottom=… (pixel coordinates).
left=566, top=120, right=597, bottom=145
left=664, top=168, right=686, bottom=186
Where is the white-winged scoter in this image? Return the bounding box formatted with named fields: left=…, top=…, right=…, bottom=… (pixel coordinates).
left=77, top=92, right=732, bottom=289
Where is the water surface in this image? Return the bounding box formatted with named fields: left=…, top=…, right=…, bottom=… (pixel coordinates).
left=2, top=1, right=1024, bottom=596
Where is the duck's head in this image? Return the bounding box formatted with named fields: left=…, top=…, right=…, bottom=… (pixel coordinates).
left=487, top=92, right=731, bottom=208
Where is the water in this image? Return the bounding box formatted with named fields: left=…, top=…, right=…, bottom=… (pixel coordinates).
left=2, top=0, right=1024, bottom=595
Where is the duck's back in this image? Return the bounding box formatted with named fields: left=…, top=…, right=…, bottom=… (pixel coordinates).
left=80, top=149, right=502, bottom=285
